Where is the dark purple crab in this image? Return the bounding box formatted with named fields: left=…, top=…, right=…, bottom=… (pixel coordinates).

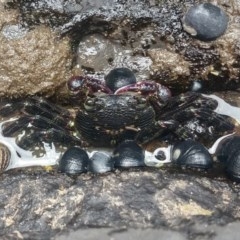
left=0, top=68, right=235, bottom=150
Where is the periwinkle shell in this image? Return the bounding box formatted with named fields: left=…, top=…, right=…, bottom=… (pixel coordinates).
left=216, top=136, right=240, bottom=182
left=112, top=140, right=145, bottom=168
left=89, top=152, right=114, bottom=173
left=105, top=68, right=137, bottom=92
left=0, top=143, right=10, bottom=173
left=172, top=140, right=213, bottom=169
left=182, top=3, right=228, bottom=41
left=225, top=149, right=240, bottom=183
left=58, top=147, right=89, bottom=175
left=217, top=136, right=240, bottom=163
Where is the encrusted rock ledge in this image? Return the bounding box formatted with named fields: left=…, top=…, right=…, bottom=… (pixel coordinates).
left=0, top=0, right=240, bottom=98
left=0, top=168, right=239, bottom=239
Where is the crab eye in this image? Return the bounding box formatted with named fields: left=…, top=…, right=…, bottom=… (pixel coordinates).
left=84, top=98, right=96, bottom=111
left=68, top=76, right=85, bottom=92
left=84, top=98, right=104, bottom=111
left=136, top=97, right=147, bottom=109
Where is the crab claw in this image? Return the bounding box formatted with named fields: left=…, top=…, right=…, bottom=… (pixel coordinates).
left=67, top=75, right=113, bottom=102
left=115, top=81, right=171, bottom=102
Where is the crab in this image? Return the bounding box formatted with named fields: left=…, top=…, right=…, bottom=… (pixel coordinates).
left=0, top=68, right=235, bottom=151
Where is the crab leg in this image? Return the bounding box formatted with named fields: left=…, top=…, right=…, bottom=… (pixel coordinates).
left=202, top=94, right=240, bottom=124
left=0, top=121, right=60, bottom=171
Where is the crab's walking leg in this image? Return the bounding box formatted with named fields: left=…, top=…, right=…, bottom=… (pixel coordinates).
left=0, top=122, right=60, bottom=171
left=1, top=115, right=72, bottom=137
left=202, top=94, right=240, bottom=124
left=17, top=128, right=82, bottom=150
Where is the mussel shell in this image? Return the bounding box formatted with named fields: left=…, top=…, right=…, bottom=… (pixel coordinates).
left=104, top=68, right=136, bottom=92
left=172, top=140, right=213, bottom=169
left=225, top=148, right=240, bottom=182
left=0, top=143, right=10, bottom=173
left=89, top=152, right=114, bottom=173
left=58, top=147, right=89, bottom=175
left=112, top=140, right=145, bottom=168
left=217, top=136, right=240, bottom=163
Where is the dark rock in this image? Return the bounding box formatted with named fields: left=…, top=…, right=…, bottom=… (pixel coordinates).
left=3, top=0, right=240, bottom=96
left=0, top=168, right=240, bottom=239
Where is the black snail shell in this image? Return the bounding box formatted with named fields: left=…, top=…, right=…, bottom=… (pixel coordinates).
left=182, top=3, right=228, bottom=41
left=104, top=67, right=137, bottom=92
left=172, top=140, right=213, bottom=169
left=89, top=152, right=114, bottom=173
left=0, top=143, right=10, bottom=173
left=217, top=136, right=240, bottom=163
left=216, top=136, right=240, bottom=182
left=225, top=149, right=240, bottom=183
left=112, top=140, right=145, bottom=168
left=58, top=147, right=89, bottom=175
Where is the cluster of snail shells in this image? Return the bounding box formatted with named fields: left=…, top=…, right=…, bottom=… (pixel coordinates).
left=0, top=143, right=10, bottom=173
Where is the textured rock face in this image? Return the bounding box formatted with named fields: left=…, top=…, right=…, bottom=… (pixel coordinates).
left=0, top=25, right=72, bottom=98
left=0, top=1, right=240, bottom=239
left=0, top=1, right=72, bottom=98
left=0, top=0, right=239, bottom=97
left=0, top=168, right=240, bottom=239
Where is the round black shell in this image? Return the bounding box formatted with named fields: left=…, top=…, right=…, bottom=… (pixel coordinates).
left=89, top=152, right=114, bottom=173
left=172, top=140, right=213, bottom=169
left=58, top=147, right=89, bottom=175
left=216, top=136, right=240, bottom=182
left=182, top=3, right=228, bottom=41
left=112, top=140, right=145, bottom=168
left=217, top=136, right=240, bottom=163
left=105, top=68, right=137, bottom=92
left=225, top=148, right=240, bottom=183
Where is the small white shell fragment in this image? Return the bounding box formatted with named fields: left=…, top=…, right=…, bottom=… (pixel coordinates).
left=144, top=146, right=172, bottom=167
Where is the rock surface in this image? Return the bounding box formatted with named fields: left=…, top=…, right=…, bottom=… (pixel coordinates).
left=0, top=167, right=240, bottom=239
left=0, top=1, right=71, bottom=98
left=0, top=25, right=72, bottom=98
left=0, top=0, right=239, bottom=98
left=0, top=1, right=240, bottom=239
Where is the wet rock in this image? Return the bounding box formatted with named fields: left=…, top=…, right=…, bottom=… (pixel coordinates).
left=0, top=168, right=239, bottom=239
left=0, top=1, right=239, bottom=239
left=148, top=49, right=191, bottom=91
left=55, top=223, right=240, bottom=240
left=0, top=25, right=72, bottom=98
left=0, top=0, right=238, bottom=97
left=77, top=33, right=153, bottom=80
